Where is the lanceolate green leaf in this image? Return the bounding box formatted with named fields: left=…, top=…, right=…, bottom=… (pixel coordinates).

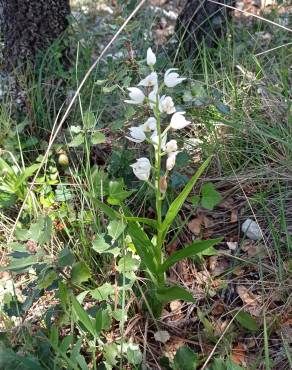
left=159, top=238, right=222, bottom=273
left=161, top=157, right=211, bottom=240
left=71, top=295, right=96, bottom=338
left=156, top=285, right=195, bottom=303
left=127, top=222, right=158, bottom=276
left=124, top=216, right=157, bottom=229
left=94, top=198, right=120, bottom=220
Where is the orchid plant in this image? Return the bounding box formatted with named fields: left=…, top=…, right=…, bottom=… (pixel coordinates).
left=97, top=48, right=221, bottom=314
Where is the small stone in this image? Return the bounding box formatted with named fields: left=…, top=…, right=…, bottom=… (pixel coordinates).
left=227, top=241, right=238, bottom=250
left=241, top=219, right=262, bottom=240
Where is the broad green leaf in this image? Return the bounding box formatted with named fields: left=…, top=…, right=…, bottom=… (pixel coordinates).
left=38, top=269, right=57, bottom=290
left=107, top=180, right=133, bottom=205
left=58, top=247, right=75, bottom=267
left=29, top=216, right=52, bottom=245
left=95, top=307, right=112, bottom=334
left=71, top=296, right=96, bottom=337
left=0, top=255, right=39, bottom=272
left=71, top=261, right=91, bottom=284
left=91, top=283, right=115, bottom=301
left=126, top=222, right=158, bottom=276
left=201, top=182, right=222, bottom=210
left=103, top=343, right=118, bottom=366
left=91, top=131, right=106, bottom=145
left=156, top=285, right=195, bottom=303
left=92, top=235, right=111, bottom=253
left=161, top=157, right=211, bottom=240
left=102, top=84, right=118, bottom=93
left=235, top=311, right=259, bottom=332
left=83, top=111, right=96, bottom=129
left=50, top=325, right=59, bottom=347
left=68, top=133, right=84, bottom=147
left=127, top=343, right=143, bottom=365
left=173, top=346, right=198, bottom=370
left=117, top=253, right=140, bottom=273
left=159, top=238, right=222, bottom=273
left=55, top=186, right=73, bottom=202
left=107, top=220, right=126, bottom=242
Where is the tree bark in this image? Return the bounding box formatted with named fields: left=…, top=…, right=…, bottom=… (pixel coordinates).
left=175, top=0, right=234, bottom=55
left=2, top=0, right=70, bottom=71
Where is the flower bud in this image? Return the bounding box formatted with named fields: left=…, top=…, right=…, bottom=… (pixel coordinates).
left=159, top=176, right=168, bottom=193
left=58, top=153, right=69, bottom=166
left=147, top=47, right=156, bottom=66
left=165, top=139, right=178, bottom=154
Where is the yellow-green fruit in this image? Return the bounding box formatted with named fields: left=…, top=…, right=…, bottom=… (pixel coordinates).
left=58, top=153, right=69, bottom=166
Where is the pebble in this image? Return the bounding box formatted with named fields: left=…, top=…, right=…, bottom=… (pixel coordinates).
left=241, top=218, right=262, bottom=240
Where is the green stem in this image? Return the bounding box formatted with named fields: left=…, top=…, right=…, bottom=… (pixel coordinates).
left=154, top=102, right=164, bottom=287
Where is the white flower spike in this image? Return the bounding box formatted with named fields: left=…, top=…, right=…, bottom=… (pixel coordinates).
left=130, top=157, right=151, bottom=181
left=159, top=95, right=176, bottom=114
left=147, top=47, right=156, bottom=66
left=143, top=117, right=157, bottom=132
left=138, top=72, right=158, bottom=88
left=124, top=87, right=145, bottom=105
left=126, top=125, right=146, bottom=143
left=166, top=151, right=179, bottom=171
left=165, top=139, right=178, bottom=154
left=164, top=68, right=186, bottom=88
left=170, top=112, right=191, bottom=130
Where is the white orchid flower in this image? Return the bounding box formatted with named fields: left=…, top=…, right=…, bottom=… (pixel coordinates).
left=151, top=131, right=167, bottom=151
left=170, top=112, right=191, bottom=130
left=138, top=72, right=158, bottom=88
left=166, top=151, right=179, bottom=171
left=126, top=125, right=146, bottom=143
left=159, top=95, right=176, bottom=114
left=165, top=139, right=178, bottom=154
left=130, top=157, right=151, bottom=181
left=147, top=47, right=156, bottom=66
left=124, top=87, right=145, bottom=105
left=143, top=117, right=157, bottom=132
left=164, top=68, right=186, bottom=88
left=148, top=86, right=159, bottom=109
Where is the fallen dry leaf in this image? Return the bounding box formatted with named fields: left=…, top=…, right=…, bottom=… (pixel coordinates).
left=231, top=343, right=247, bottom=367
left=218, top=197, right=234, bottom=209
left=213, top=319, right=229, bottom=336
left=211, top=302, right=225, bottom=316
left=237, top=286, right=262, bottom=316
left=209, top=256, right=229, bottom=276
left=170, top=300, right=182, bottom=312
left=242, top=241, right=267, bottom=258
left=154, top=330, right=170, bottom=344
left=188, top=217, right=203, bottom=235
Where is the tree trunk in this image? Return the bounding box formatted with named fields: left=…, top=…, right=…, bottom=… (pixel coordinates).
left=175, top=0, right=234, bottom=56
left=2, top=0, right=70, bottom=71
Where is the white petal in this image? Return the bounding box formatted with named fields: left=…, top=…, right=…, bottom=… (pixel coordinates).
left=170, top=112, right=191, bottom=130
left=130, top=157, right=151, bottom=181
left=159, top=95, right=176, bottom=114
left=166, top=151, right=179, bottom=171
left=164, top=68, right=186, bottom=88
left=143, top=117, right=157, bottom=132
left=147, top=47, right=156, bottom=66
left=165, top=139, right=178, bottom=153
left=138, top=72, right=158, bottom=87
left=126, top=87, right=145, bottom=104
